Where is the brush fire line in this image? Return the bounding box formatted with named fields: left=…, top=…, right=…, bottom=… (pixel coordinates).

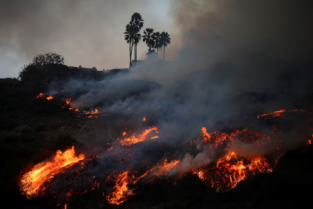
left=19, top=104, right=313, bottom=207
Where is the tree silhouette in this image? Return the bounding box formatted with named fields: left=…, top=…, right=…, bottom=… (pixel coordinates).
left=32, top=52, right=64, bottom=66
left=130, top=13, right=144, bottom=61
left=153, top=32, right=162, bottom=58
left=160, top=32, right=171, bottom=62
left=124, top=23, right=139, bottom=68
left=142, top=28, right=156, bottom=53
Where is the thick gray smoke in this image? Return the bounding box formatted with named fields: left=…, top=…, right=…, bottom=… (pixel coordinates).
left=50, top=0, right=313, bottom=162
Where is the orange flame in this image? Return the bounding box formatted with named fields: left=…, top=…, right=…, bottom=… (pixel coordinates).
left=197, top=151, right=272, bottom=192
left=20, top=146, right=85, bottom=199
left=65, top=98, right=71, bottom=105
left=154, top=159, right=181, bottom=177
left=134, top=158, right=181, bottom=184
left=106, top=171, right=134, bottom=205
left=143, top=117, right=146, bottom=121
left=257, top=109, right=285, bottom=118
left=36, top=93, right=44, bottom=98
left=46, top=96, right=54, bottom=100
left=201, top=127, right=211, bottom=142
left=120, top=127, right=158, bottom=146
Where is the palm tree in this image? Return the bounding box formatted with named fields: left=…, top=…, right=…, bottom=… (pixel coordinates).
left=133, top=33, right=141, bottom=61
left=153, top=32, right=162, bottom=58
left=142, top=28, right=156, bottom=53
left=160, top=32, right=171, bottom=62
left=124, top=23, right=138, bottom=68
left=130, top=13, right=144, bottom=61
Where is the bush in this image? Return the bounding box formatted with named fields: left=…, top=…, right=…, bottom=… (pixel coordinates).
left=19, top=63, right=48, bottom=84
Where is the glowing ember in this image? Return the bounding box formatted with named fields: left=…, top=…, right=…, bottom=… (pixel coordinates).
left=20, top=146, right=85, bottom=199
left=257, top=109, right=285, bottom=118
left=66, top=98, right=71, bottom=105
left=122, top=131, right=127, bottom=136
left=106, top=171, right=134, bottom=205
left=36, top=92, right=44, bottom=98
left=46, top=96, right=54, bottom=100
left=307, top=139, right=312, bottom=145
left=150, top=136, right=159, bottom=139
left=143, top=117, right=146, bottom=121
left=87, top=115, right=97, bottom=118
left=120, top=127, right=158, bottom=146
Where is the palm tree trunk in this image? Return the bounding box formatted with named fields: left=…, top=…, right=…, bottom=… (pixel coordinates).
left=163, top=46, right=165, bottom=62
left=129, top=41, right=132, bottom=68
left=135, top=44, right=137, bottom=62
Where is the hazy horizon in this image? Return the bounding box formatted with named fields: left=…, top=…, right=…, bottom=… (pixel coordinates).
left=0, top=0, right=180, bottom=78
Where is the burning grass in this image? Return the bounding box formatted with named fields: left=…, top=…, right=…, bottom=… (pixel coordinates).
left=20, top=146, right=85, bottom=199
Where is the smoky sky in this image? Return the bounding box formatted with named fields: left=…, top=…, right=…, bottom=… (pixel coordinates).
left=0, top=0, right=177, bottom=78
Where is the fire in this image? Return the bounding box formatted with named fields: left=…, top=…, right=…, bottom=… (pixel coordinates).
left=192, top=170, right=205, bottom=181
left=46, top=96, right=54, bottom=100
left=154, top=159, right=181, bottom=177
left=216, top=151, right=237, bottom=167
left=134, top=158, right=181, bottom=184
left=120, top=127, right=158, bottom=146
left=307, top=139, right=312, bottom=145
left=66, top=98, right=71, bottom=105
left=85, top=109, right=101, bottom=115
left=36, top=92, right=44, bottom=98
left=257, top=109, right=285, bottom=118
left=87, top=115, right=97, bottom=118
left=201, top=127, right=211, bottom=142
left=150, top=136, right=159, bottom=139
left=122, top=131, right=127, bottom=136
left=197, top=151, right=272, bottom=192
left=143, top=117, right=146, bottom=121
left=106, top=171, right=134, bottom=205
left=20, top=146, right=85, bottom=199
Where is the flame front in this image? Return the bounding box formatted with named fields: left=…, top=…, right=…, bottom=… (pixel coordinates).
left=120, top=127, right=158, bottom=146
left=195, top=151, right=272, bottom=192
left=20, top=146, right=85, bottom=199
left=106, top=171, right=134, bottom=205
left=257, top=109, right=285, bottom=118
